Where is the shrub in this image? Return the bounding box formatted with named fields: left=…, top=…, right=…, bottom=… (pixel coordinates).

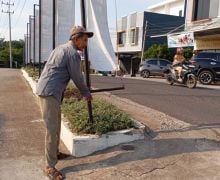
left=144, top=44, right=174, bottom=61
left=61, top=97, right=136, bottom=135
left=24, top=68, right=136, bottom=135
left=183, top=48, right=193, bottom=60
left=24, top=66, right=39, bottom=80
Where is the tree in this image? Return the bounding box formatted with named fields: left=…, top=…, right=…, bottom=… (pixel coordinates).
left=144, top=44, right=193, bottom=62
left=0, top=40, right=24, bottom=68
left=144, top=44, right=174, bottom=61
left=0, top=48, right=9, bottom=61
left=183, top=47, right=193, bottom=60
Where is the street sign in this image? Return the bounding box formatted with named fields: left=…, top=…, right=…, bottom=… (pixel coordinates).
left=168, top=32, right=194, bottom=48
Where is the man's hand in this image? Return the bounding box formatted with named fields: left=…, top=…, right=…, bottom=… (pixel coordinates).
left=84, top=95, right=93, bottom=101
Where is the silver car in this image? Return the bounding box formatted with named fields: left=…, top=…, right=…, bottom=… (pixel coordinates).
left=139, top=58, right=171, bottom=78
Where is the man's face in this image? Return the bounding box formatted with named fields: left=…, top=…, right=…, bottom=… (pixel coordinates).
left=74, top=34, right=89, bottom=51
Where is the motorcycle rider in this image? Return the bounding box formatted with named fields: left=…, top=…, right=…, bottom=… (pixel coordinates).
left=172, top=47, right=185, bottom=81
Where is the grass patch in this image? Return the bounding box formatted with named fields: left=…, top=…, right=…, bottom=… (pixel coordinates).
left=23, top=69, right=136, bottom=135
left=23, top=66, right=39, bottom=81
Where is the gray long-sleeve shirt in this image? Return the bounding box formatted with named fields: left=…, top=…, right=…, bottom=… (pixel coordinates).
left=36, top=41, right=90, bottom=103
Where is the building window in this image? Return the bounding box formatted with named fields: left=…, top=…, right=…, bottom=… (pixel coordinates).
left=193, top=0, right=210, bottom=20
left=179, top=10, right=183, bottom=17
left=117, top=31, right=126, bottom=46
left=131, top=29, right=136, bottom=44
left=130, top=28, right=139, bottom=45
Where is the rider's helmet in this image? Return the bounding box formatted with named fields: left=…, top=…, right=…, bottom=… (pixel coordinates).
left=176, top=47, right=183, bottom=54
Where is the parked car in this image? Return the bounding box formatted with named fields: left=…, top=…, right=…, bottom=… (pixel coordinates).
left=139, top=58, right=171, bottom=78
left=189, top=51, right=220, bottom=84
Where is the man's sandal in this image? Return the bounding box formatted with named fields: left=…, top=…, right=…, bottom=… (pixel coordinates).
left=44, top=167, right=65, bottom=180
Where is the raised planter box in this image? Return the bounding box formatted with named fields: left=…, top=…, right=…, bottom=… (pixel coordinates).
left=21, top=69, right=146, bottom=157
left=61, top=116, right=145, bottom=157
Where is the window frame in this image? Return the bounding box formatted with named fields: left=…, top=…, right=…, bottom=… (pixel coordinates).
left=193, top=0, right=211, bottom=21
left=117, top=31, right=126, bottom=46
left=129, top=27, right=139, bottom=45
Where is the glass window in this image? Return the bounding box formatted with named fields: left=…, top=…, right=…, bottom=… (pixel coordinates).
left=193, top=0, right=210, bottom=20
left=197, top=53, right=215, bottom=59
left=160, top=60, right=170, bottom=66
left=117, top=31, right=126, bottom=45
left=147, top=60, right=157, bottom=65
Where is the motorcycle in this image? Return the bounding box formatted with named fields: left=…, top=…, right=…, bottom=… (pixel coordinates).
left=164, top=62, right=198, bottom=88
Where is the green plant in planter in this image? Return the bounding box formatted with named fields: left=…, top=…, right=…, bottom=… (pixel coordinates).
left=61, top=97, right=136, bottom=135
left=64, top=83, right=83, bottom=100
left=23, top=66, right=39, bottom=80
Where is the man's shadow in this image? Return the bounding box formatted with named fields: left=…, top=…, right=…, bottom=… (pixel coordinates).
left=60, top=123, right=220, bottom=176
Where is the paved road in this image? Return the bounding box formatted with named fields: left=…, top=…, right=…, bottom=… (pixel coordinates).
left=91, top=75, right=220, bottom=125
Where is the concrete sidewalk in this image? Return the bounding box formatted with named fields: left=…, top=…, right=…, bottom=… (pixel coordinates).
left=0, top=68, right=220, bottom=180
left=0, top=69, right=46, bottom=179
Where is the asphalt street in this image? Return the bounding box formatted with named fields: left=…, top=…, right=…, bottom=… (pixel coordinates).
left=91, top=75, right=220, bottom=125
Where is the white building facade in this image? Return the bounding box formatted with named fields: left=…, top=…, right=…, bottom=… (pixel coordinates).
left=116, top=12, right=144, bottom=54
left=147, top=0, right=185, bottom=17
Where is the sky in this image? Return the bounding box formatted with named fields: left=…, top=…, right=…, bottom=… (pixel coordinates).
left=0, top=0, right=163, bottom=41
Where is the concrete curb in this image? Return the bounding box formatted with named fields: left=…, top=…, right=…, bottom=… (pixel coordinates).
left=21, top=69, right=146, bottom=157
left=21, top=69, right=37, bottom=94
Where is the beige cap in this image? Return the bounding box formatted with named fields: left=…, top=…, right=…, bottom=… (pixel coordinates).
left=70, top=26, right=94, bottom=38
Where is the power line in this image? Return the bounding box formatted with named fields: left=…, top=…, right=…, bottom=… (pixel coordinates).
left=0, top=15, right=8, bottom=36
left=13, top=0, right=21, bottom=12
left=0, top=2, right=8, bottom=36
left=0, top=2, right=3, bottom=23
left=12, top=0, right=27, bottom=28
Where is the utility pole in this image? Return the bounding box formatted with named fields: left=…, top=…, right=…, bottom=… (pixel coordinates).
left=33, top=4, right=39, bottom=71
left=115, top=0, right=120, bottom=76
left=29, top=15, right=34, bottom=65
left=24, top=34, right=27, bottom=66
left=2, top=0, right=14, bottom=68
left=38, top=0, right=42, bottom=77
left=141, top=21, right=148, bottom=63
left=52, top=0, right=56, bottom=49
left=81, top=0, right=93, bottom=123
left=27, top=22, right=30, bottom=64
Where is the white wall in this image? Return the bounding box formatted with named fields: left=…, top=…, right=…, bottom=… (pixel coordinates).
left=41, top=0, right=53, bottom=62
left=148, top=0, right=184, bottom=17
left=56, top=0, right=75, bottom=46
left=170, top=4, right=184, bottom=16
left=185, top=0, right=193, bottom=29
